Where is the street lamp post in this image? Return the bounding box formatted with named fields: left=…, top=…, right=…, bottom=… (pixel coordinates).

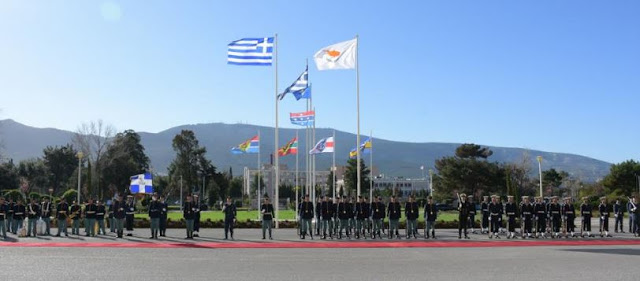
left=76, top=152, right=83, bottom=204
left=428, top=169, right=434, bottom=197
left=537, top=156, right=543, bottom=197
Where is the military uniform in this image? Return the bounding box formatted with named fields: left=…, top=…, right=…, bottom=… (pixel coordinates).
left=534, top=198, right=547, bottom=238
left=12, top=202, right=25, bottom=235
left=405, top=198, right=419, bottom=239
left=467, top=197, right=477, bottom=234
left=148, top=198, right=161, bottom=239
left=337, top=198, right=350, bottom=239
left=355, top=198, right=368, bottom=239
left=481, top=196, right=490, bottom=234
left=458, top=195, right=472, bottom=239
left=112, top=199, right=126, bottom=238
left=562, top=198, right=576, bottom=237
left=388, top=198, right=401, bottom=239
left=598, top=198, right=612, bottom=237
left=371, top=198, right=385, bottom=239
left=0, top=200, right=7, bottom=239
left=84, top=202, right=97, bottom=237
left=320, top=198, right=333, bottom=239
left=108, top=204, right=115, bottom=233
left=424, top=199, right=438, bottom=239
left=505, top=197, right=518, bottom=239
left=520, top=198, right=534, bottom=238
left=613, top=201, right=624, bottom=233
left=315, top=199, right=322, bottom=236
left=69, top=203, right=82, bottom=235
left=159, top=199, right=168, bottom=237
left=488, top=197, right=502, bottom=239
left=192, top=196, right=201, bottom=237
left=299, top=198, right=314, bottom=239
left=580, top=199, right=593, bottom=237
left=222, top=200, right=237, bottom=240
left=96, top=203, right=106, bottom=235
left=549, top=199, right=561, bottom=238
left=26, top=202, right=40, bottom=237
left=183, top=200, right=196, bottom=239
left=56, top=201, right=69, bottom=236
left=347, top=198, right=356, bottom=236
left=261, top=200, right=274, bottom=239
left=7, top=200, right=14, bottom=233
left=125, top=199, right=136, bottom=236
left=40, top=200, right=52, bottom=235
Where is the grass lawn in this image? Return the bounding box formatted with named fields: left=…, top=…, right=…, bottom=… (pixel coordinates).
left=135, top=209, right=461, bottom=222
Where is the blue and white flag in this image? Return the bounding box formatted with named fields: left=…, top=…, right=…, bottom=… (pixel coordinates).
left=293, top=84, right=312, bottom=100
left=130, top=173, right=153, bottom=194
left=228, top=37, right=274, bottom=66
left=278, top=67, right=308, bottom=100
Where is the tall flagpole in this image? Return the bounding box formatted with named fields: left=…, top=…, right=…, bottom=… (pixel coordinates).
left=306, top=99, right=310, bottom=195
left=332, top=129, right=336, bottom=201
left=295, top=129, right=299, bottom=224
left=355, top=35, right=361, bottom=196
left=257, top=130, right=261, bottom=219
left=369, top=130, right=373, bottom=201
left=274, top=33, right=280, bottom=228
left=312, top=106, right=316, bottom=204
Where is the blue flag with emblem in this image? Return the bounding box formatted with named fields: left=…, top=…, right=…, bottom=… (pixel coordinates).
left=278, top=66, right=308, bottom=100
left=130, top=173, right=153, bottom=194
left=227, top=37, right=274, bottom=66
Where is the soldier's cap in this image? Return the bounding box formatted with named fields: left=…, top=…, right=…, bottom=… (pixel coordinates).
left=467, top=195, right=473, bottom=199
left=460, top=193, right=467, bottom=197
left=534, top=196, right=542, bottom=199
left=551, top=196, right=559, bottom=200
left=582, top=197, right=589, bottom=200
left=491, top=195, right=498, bottom=198
left=600, top=196, right=607, bottom=201
left=193, top=194, right=199, bottom=197
left=483, top=196, right=489, bottom=199
left=522, top=196, right=529, bottom=199
left=564, top=197, right=571, bottom=200
left=127, top=195, right=133, bottom=198
left=507, top=195, right=514, bottom=198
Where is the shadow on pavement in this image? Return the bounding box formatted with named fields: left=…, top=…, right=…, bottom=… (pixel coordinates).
left=561, top=248, right=640, bottom=256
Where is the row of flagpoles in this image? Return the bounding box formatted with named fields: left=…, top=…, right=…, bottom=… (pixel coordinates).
left=227, top=35, right=365, bottom=227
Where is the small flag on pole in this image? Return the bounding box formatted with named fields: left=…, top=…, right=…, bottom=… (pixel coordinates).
left=231, top=135, right=260, bottom=154
left=227, top=37, right=274, bottom=66
left=313, top=38, right=357, bottom=70
left=278, top=67, right=308, bottom=100
left=130, top=173, right=153, bottom=194
left=349, top=137, right=372, bottom=159
left=309, top=137, right=335, bottom=154
left=290, top=111, right=315, bottom=126
left=278, top=137, right=298, bottom=156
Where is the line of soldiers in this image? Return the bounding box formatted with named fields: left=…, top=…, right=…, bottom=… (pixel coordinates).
left=458, top=193, right=640, bottom=239
left=297, top=194, right=439, bottom=240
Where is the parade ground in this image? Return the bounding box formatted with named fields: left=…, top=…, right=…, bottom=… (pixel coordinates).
left=1, top=228, right=638, bottom=281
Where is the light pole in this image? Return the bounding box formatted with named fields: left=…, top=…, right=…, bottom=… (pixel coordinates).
left=76, top=152, right=83, bottom=204
left=536, top=156, right=543, bottom=197
left=48, top=188, right=53, bottom=200
left=429, top=169, right=434, bottom=197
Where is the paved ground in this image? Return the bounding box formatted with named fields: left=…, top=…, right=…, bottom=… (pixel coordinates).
left=1, top=227, right=638, bottom=281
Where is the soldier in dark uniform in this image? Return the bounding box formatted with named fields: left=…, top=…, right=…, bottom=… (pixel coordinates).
left=96, top=200, right=106, bottom=235
left=27, top=198, right=40, bottom=237
left=347, top=197, right=356, bottom=236
left=628, top=197, right=637, bottom=234
left=192, top=195, right=201, bottom=237
left=108, top=202, right=115, bottom=233
left=388, top=195, right=401, bottom=239
left=520, top=196, right=533, bottom=238
left=355, top=196, right=367, bottom=239
left=183, top=195, right=196, bottom=239
left=549, top=196, right=561, bottom=238
left=299, top=195, right=314, bottom=239
left=56, top=198, right=69, bottom=237
left=371, top=196, right=385, bottom=239
left=562, top=197, right=577, bottom=238
left=458, top=193, right=471, bottom=239
left=7, top=199, right=14, bottom=234
left=84, top=198, right=97, bottom=237
left=125, top=195, right=136, bottom=237
left=0, top=197, right=7, bottom=239
left=405, top=195, right=419, bottom=239
left=113, top=195, right=126, bottom=238
left=315, top=197, right=322, bottom=236
left=424, top=196, right=438, bottom=239
left=363, top=197, right=371, bottom=236
left=40, top=197, right=52, bottom=236
left=148, top=193, right=161, bottom=239
left=332, top=197, right=339, bottom=237
left=580, top=196, right=593, bottom=237
left=534, top=197, right=546, bottom=238
left=69, top=200, right=82, bottom=235
left=467, top=196, right=477, bottom=234
left=488, top=195, right=502, bottom=239
left=614, top=199, right=624, bottom=233
left=481, top=196, right=490, bottom=234
left=159, top=195, right=168, bottom=237
left=337, top=197, right=350, bottom=239
left=505, top=196, right=518, bottom=239
left=598, top=197, right=612, bottom=237
left=261, top=197, right=274, bottom=240
left=222, top=196, right=237, bottom=240
left=631, top=197, right=639, bottom=237
left=12, top=199, right=26, bottom=235
left=499, top=197, right=506, bottom=234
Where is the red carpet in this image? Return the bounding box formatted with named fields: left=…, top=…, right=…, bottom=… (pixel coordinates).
left=1, top=239, right=639, bottom=249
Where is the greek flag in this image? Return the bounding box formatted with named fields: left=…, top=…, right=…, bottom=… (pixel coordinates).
left=278, top=67, right=308, bottom=100
left=228, top=37, right=274, bottom=66
left=130, top=173, right=153, bottom=194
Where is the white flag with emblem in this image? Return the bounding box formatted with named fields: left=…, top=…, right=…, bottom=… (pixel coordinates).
left=313, top=38, right=357, bottom=70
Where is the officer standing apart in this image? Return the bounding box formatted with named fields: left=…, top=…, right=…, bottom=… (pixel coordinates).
left=183, top=195, right=196, bottom=239
left=458, top=193, right=471, bottom=239
left=261, top=197, right=274, bottom=240
left=148, top=193, right=161, bottom=239
left=222, top=196, right=237, bottom=240
left=159, top=195, right=168, bottom=237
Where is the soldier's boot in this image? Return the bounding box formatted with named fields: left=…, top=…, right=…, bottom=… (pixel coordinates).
left=269, top=229, right=273, bottom=240
left=432, top=230, right=436, bottom=239
left=310, top=233, right=313, bottom=240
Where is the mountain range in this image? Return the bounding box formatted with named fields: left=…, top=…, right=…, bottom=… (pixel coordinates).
left=0, top=119, right=611, bottom=181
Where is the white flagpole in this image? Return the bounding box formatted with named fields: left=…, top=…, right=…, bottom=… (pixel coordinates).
left=355, top=35, right=361, bottom=197
left=306, top=99, right=310, bottom=195
left=274, top=33, right=280, bottom=228
left=369, top=130, right=373, bottom=201
left=257, top=130, right=261, bottom=219
left=312, top=107, right=316, bottom=203
left=332, top=129, right=336, bottom=201
left=295, top=129, right=299, bottom=224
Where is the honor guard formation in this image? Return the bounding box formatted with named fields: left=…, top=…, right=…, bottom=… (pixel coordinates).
left=0, top=193, right=638, bottom=241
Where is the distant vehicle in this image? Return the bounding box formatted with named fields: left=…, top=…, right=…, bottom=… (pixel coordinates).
left=436, top=203, right=456, bottom=211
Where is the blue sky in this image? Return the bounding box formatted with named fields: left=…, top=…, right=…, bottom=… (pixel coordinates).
left=1, top=0, right=639, bottom=164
